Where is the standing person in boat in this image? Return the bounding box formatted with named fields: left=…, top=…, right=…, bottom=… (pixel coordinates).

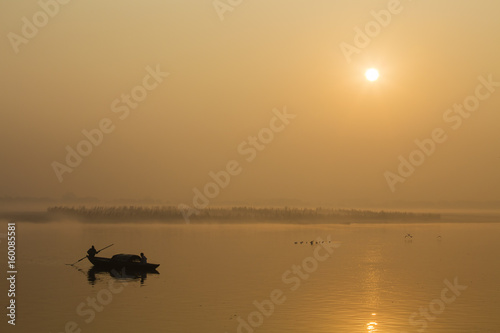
left=87, top=245, right=97, bottom=259
left=140, top=252, right=147, bottom=264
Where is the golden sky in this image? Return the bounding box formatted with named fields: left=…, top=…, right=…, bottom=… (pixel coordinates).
left=1, top=0, right=500, bottom=205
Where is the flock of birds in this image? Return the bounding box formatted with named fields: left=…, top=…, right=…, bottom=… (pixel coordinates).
left=292, top=234, right=442, bottom=245
left=404, top=233, right=442, bottom=241
left=294, top=240, right=332, bottom=245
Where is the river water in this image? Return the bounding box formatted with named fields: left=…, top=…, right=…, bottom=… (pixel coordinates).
left=1, top=220, right=499, bottom=332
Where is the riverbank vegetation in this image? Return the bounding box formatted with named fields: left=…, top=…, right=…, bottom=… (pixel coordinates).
left=46, top=205, right=441, bottom=223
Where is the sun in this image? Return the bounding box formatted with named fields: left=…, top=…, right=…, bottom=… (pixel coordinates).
left=365, top=68, right=379, bottom=82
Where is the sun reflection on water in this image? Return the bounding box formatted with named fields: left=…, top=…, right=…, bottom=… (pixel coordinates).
left=367, top=313, right=378, bottom=332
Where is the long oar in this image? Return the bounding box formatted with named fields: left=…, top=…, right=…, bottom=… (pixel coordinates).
left=66, top=244, right=114, bottom=266
left=96, top=244, right=114, bottom=254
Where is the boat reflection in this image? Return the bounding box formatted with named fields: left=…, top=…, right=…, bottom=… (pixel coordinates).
left=87, top=266, right=159, bottom=285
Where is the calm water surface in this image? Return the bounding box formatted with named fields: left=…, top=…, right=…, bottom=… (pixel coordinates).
left=2, top=221, right=499, bottom=332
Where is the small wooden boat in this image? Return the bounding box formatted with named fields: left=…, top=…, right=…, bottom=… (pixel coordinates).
left=88, top=254, right=160, bottom=271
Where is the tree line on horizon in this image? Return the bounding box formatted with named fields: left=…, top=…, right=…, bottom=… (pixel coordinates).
left=46, top=205, right=441, bottom=222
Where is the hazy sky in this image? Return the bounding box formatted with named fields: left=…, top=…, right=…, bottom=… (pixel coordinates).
left=1, top=0, right=500, bottom=205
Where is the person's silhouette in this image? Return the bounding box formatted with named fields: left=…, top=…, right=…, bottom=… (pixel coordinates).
left=87, top=245, right=97, bottom=258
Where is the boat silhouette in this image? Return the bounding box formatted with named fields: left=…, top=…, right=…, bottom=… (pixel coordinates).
left=87, top=253, right=160, bottom=271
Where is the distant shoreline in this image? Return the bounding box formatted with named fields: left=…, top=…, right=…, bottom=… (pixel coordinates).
left=0, top=206, right=499, bottom=224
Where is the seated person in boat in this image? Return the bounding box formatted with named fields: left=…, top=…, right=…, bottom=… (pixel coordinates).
left=87, top=245, right=97, bottom=258
left=140, top=252, right=147, bottom=264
